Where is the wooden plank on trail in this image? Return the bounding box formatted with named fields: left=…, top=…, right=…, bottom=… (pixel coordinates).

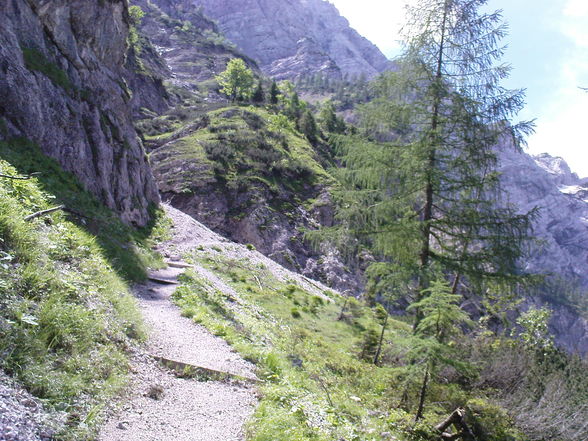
left=166, top=261, right=193, bottom=269
left=148, top=277, right=179, bottom=285
left=151, top=355, right=259, bottom=384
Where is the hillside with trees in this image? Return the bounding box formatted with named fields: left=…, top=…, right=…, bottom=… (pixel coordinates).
left=1, top=0, right=588, bottom=440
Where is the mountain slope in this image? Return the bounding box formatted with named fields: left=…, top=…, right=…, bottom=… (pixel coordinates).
left=0, top=0, right=159, bottom=225
left=189, top=0, right=392, bottom=79
left=149, top=105, right=365, bottom=293
left=499, top=147, right=588, bottom=354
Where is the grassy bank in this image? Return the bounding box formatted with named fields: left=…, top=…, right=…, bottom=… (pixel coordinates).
left=0, top=137, right=168, bottom=439
left=172, top=246, right=525, bottom=441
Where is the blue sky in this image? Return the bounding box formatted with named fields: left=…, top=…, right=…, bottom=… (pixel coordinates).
left=329, top=0, right=588, bottom=177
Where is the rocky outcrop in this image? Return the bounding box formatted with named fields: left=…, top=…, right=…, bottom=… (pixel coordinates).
left=150, top=107, right=366, bottom=293
left=500, top=148, right=588, bottom=288
left=499, top=146, right=588, bottom=354
left=0, top=0, right=159, bottom=225
left=188, top=0, right=391, bottom=80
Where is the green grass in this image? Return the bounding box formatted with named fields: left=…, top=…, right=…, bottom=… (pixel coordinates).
left=150, top=105, right=334, bottom=200
left=0, top=137, right=166, bottom=282
left=171, top=248, right=529, bottom=441
left=0, top=137, right=170, bottom=440
left=173, top=251, right=425, bottom=440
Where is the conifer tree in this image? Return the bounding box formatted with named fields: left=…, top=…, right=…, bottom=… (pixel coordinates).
left=298, top=110, right=318, bottom=144
left=406, top=279, right=472, bottom=420
left=318, top=101, right=345, bottom=134
left=252, top=81, right=264, bottom=104
left=329, top=0, right=536, bottom=318
left=269, top=80, right=279, bottom=105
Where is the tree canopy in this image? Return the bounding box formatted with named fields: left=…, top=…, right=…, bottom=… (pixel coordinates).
left=328, top=0, right=536, bottom=311
left=215, top=58, right=255, bottom=102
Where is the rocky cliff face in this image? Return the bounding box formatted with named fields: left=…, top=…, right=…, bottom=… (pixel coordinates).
left=499, top=146, right=588, bottom=354
left=0, top=0, right=159, bottom=225
left=188, top=0, right=391, bottom=80
left=131, top=0, right=259, bottom=93
left=500, top=149, right=588, bottom=289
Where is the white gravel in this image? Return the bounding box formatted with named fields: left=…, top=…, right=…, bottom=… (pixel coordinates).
left=98, top=352, right=256, bottom=441
left=0, top=371, right=63, bottom=441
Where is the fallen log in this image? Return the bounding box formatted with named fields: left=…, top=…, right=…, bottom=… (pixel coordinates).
left=435, top=408, right=476, bottom=441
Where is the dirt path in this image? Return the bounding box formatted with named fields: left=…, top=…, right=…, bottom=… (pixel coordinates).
left=98, top=230, right=257, bottom=441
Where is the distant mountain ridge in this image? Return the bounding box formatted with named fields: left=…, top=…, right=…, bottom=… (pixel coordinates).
left=188, top=0, right=392, bottom=79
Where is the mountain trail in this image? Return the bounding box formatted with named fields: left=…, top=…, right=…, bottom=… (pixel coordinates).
left=98, top=208, right=259, bottom=441
left=99, top=203, right=338, bottom=440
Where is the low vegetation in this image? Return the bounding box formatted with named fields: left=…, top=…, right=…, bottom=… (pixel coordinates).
left=170, top=248, right=564, bottom=441
left=0, top=136, right=168, bottom=440
left=22, top=47, right=74, bottom=93
left=150, top=105, right=334, bottom=201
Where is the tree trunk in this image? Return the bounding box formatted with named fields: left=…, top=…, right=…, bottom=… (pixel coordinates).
left=415, top=365, right=430, bottom=421
left=373, top=313, right=388, bottom=365
left=337, top=297, right=349, bottom=321
left=415, top=0, right=449, bottom=331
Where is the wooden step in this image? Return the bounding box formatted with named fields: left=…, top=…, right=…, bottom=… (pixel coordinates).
left=166, top=261, right=193, bottom=269
left=151, top=355, right=258, bottom=384
left=148, top=277, right=179, bottom=285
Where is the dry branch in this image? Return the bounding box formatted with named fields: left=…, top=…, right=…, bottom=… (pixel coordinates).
left=24, top=205, right=66, bottom=221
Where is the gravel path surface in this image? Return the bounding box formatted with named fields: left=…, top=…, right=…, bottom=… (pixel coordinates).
left=139, top=267, right=256, bottom=379
left=0, top=371, right=63, bottom=441
left=98, top=206, right=259, bottom=441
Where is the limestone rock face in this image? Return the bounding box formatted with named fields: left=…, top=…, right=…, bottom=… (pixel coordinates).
left=500, top=148, right=588, bottom=287
left=188, top=0, right=392, bottom=79
left=498, top=145, right=588, bottom=353
left=134, top=0, right=259, bottom=88
left=0, top=0, right=159, bottom=225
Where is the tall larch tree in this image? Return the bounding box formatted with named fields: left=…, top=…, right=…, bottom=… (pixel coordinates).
left=328, top=0, right=536, bottom=320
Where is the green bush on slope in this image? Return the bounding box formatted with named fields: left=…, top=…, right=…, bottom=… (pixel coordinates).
left=0, top=137, right=167, bottom=440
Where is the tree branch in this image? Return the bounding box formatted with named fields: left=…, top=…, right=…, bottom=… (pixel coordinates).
left=0, top=172, right=41, bottom=180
